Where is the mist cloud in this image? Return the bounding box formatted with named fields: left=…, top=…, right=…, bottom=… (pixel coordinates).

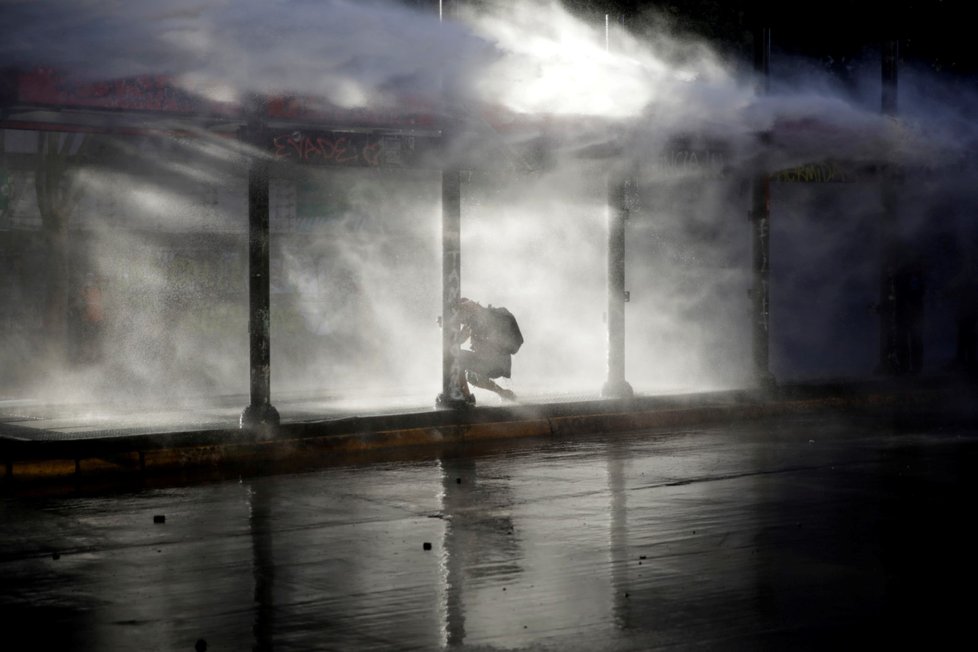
left=3, top=0, right=978, bottom=409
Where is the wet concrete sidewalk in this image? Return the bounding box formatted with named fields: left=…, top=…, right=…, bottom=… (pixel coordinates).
left=1, top=377, right=976, bottom=492
left=2, top=404, right=977, bottom=650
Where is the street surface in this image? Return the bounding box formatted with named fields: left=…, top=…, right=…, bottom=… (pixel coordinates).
left=0, top=387, right=605, bottom=440
left=2, top=408, right=976, bottom=650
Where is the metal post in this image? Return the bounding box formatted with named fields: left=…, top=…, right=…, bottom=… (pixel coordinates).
left=602, top=176, right=633, bottom=399
left=750, top=173, right=774, bottom=387
left=436, top=168, right=466, bottom=408
left=882, top=40, right=898, bottom=117
left=240, top=98, right=280, bottom=430
left=877, top=39, right=901, bottom=375
left=439, top=0, right=456, bottom=21
left=600, top=13, right=631, bottom=399
left=750, top=26, right=776, bottom=389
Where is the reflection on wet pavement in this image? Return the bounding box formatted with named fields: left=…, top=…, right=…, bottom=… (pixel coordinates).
left=3, top=412, right=977, bottom=650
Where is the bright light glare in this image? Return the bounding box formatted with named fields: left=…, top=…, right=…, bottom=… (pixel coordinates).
left=467, top=1, right=720, bottom=118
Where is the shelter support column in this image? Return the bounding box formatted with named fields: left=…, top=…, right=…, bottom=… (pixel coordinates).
left=241, top=105, right=280, bottom=430
left=750, top=174, right=775, bottom=387
left=750, top=25, right=776, bottom=389
left=602, top=176, right=633, bottom=399
left=877, top=39, right=902, bottom=375
left=436, top=168, right=466, bottom=408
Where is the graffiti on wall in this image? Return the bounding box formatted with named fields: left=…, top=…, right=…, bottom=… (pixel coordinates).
left=772, top=161, right=854, bottom=183
left=271, top=132, right=383, bottom=166
left=269, top=131, right=435, bottom=168
left=647, top=149, right=729, bottom=179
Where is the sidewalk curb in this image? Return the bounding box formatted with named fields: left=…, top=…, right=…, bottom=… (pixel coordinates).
left=1, top=381, right=972, bottom=491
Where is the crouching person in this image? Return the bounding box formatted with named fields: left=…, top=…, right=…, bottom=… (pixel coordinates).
left=454, top=297, right=523, bottom=404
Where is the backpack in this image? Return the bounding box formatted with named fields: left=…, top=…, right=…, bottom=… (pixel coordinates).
left=485, top=305, right=523, bottom=355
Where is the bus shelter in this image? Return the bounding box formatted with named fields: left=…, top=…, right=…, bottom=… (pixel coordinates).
left=0, top=32, right=941, bottom=431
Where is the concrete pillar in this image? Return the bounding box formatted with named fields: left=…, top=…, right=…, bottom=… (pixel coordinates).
left=436, top=168, right=467, bottom=408
left=877, top=39, right=902, bottom=375
left=750, top=26, right=776, bottom=389
left=882, top=40, right=899, bottom=117
left=240, top=100, right=280, bottom=430
left=750, top=174, right=775, bottom=387
left=602, top=176, right=633, bottom=399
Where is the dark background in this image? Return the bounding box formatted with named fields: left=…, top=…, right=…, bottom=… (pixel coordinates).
left=556, top=1, right=978, bottom=78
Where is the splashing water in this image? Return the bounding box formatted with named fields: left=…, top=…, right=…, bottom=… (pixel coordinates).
left=1, top=0, right=976, bottom=409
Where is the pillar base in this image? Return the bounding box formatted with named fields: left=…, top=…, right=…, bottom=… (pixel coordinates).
left=436, top=393, right=475, bottom=410
left=601, top=380, right=634, bottom=400
left=240, top=403, right=281, bottom=431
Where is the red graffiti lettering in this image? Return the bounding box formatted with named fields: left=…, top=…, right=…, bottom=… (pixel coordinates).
left=287, top=136, right=303, bottom=159
left=272, top=135, right=289, bottom=159
left=335, top=137, right=358, bottom=164
left=361, top=142, right=381, bottom=167
left=269, top=132, right=389, bottom=167
left=303, top=137, right=323, bottom=160
left=317, top=138, right=336, bottom=160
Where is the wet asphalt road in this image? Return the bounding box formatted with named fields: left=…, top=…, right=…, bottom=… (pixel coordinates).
left=3, top=409, right=977, bottom=651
